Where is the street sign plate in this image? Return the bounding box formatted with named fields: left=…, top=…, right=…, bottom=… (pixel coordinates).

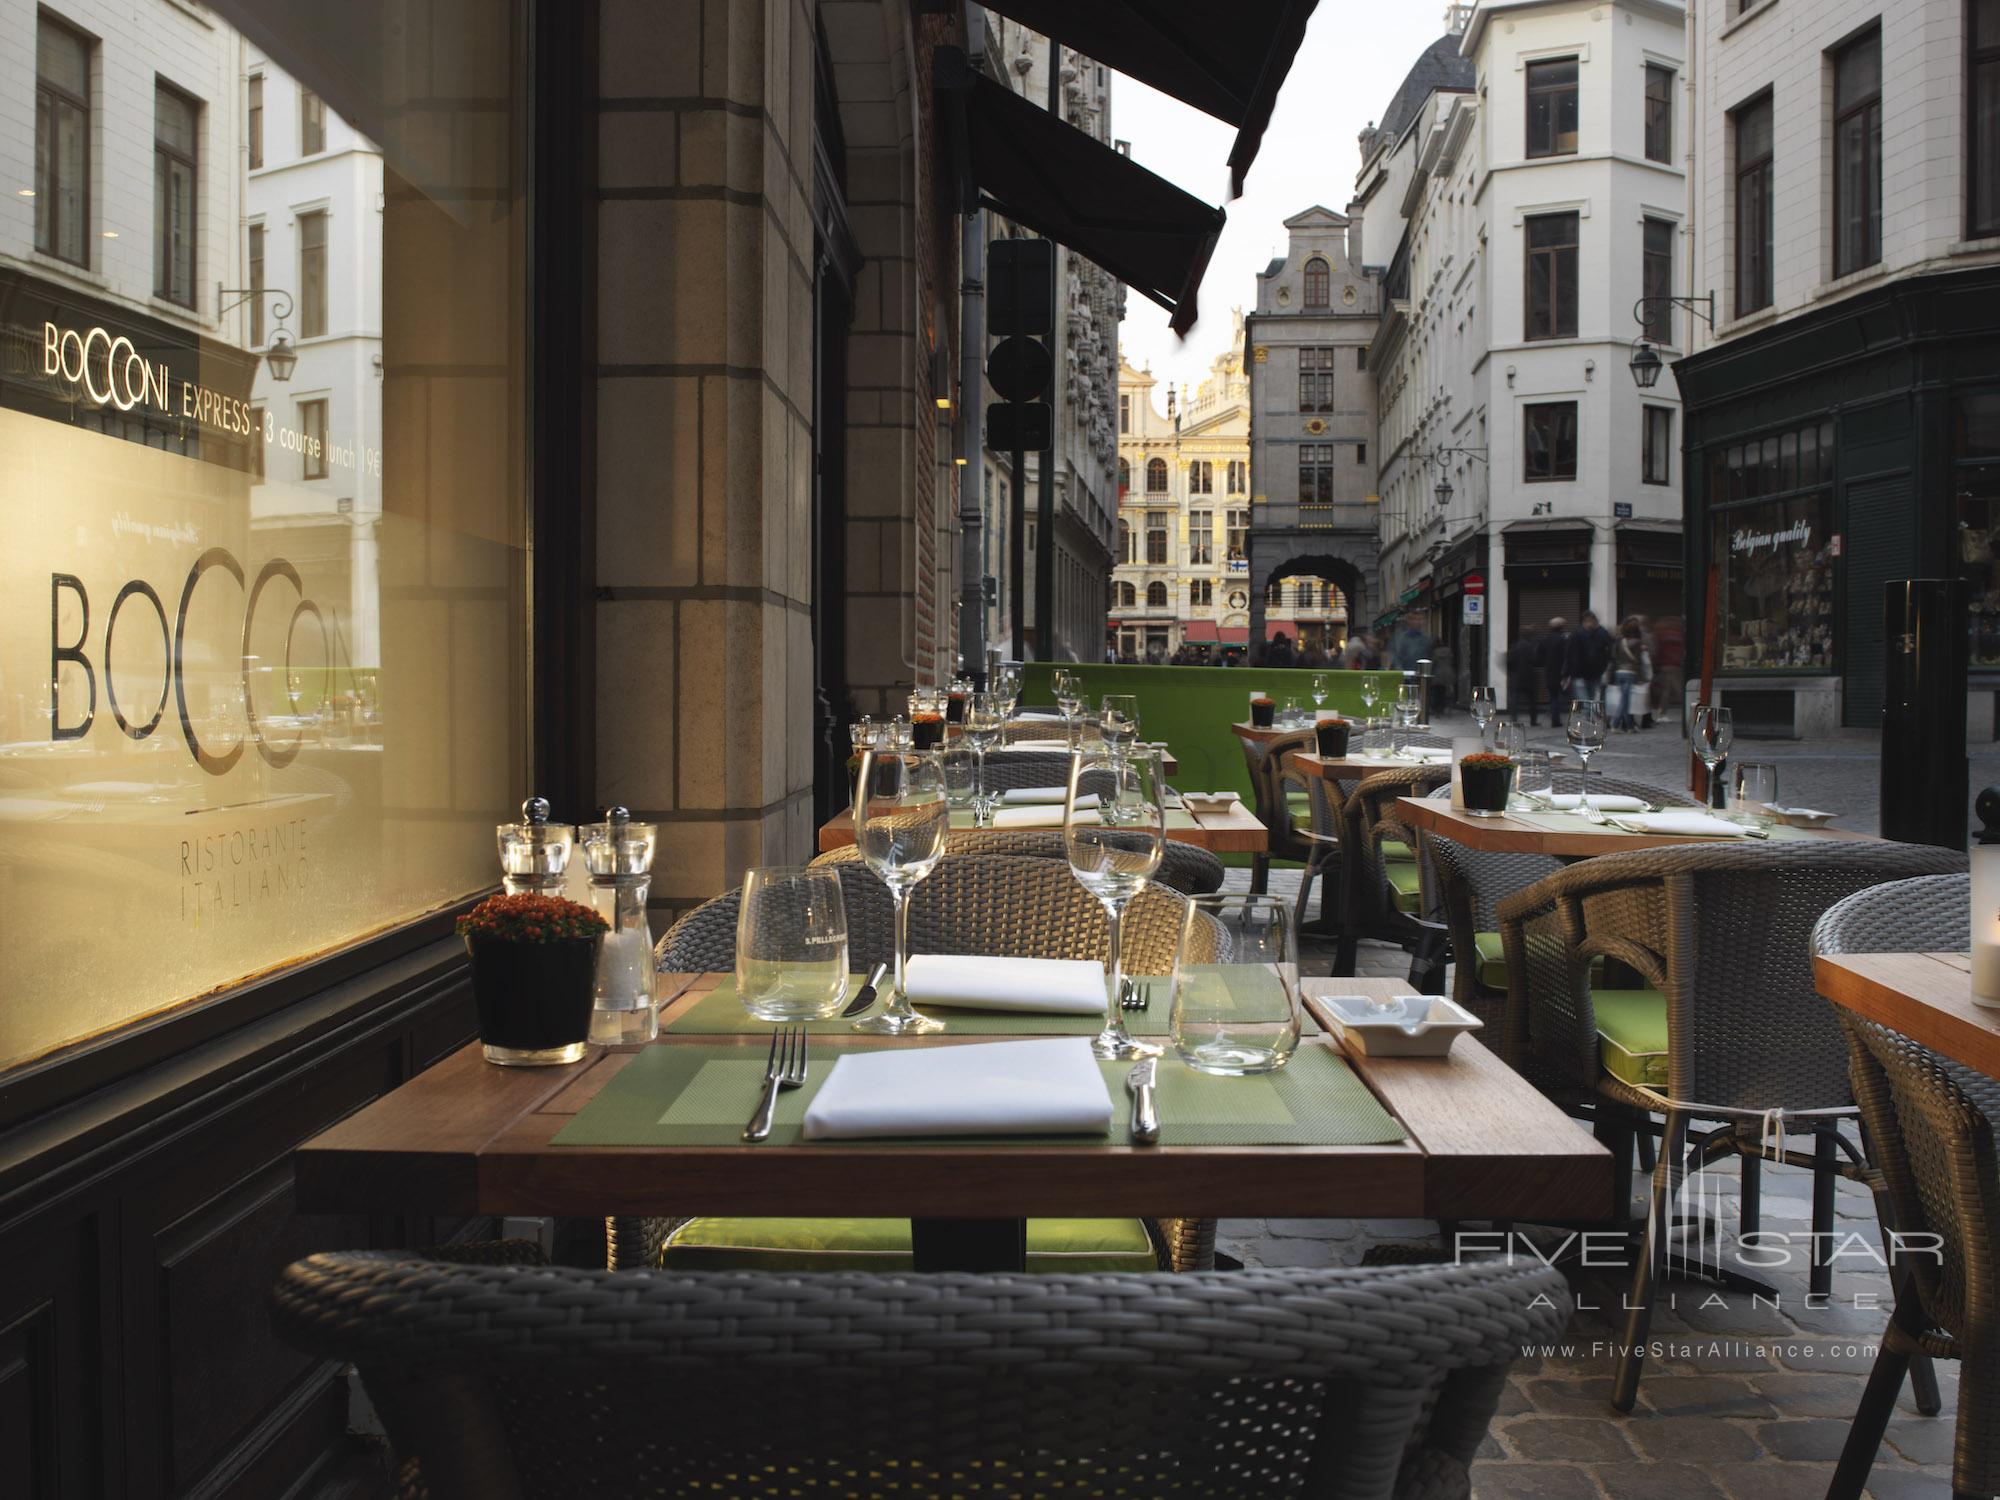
left=988, top=239, right=1054, bottom=336
left=986, top=336, right=1052, bottom=402
left=987, top=401, right=1051, bottom=451
left=1614, top=502, right=1634, bottom=519
left=1464, top=573, right=1486, bottom=595
left=1463, top=594, right=1486, bottom=624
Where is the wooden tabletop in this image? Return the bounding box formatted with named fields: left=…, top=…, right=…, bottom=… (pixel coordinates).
left=817, top=803, right=1268, bottom=855
left=1291, top=750, right=1452, bottom=780
left=293, top=976, right=1609, bottom=1225
left=1814, top=950, right=2000, bottom=1081
left=1395, top=795, right=1878, bottom=858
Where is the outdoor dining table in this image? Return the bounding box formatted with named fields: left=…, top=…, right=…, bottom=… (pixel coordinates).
left=291, top=974, right=1611, bottom=1272
left=1395, top=796, right=1882, bottom=858
left=1291, top=749, right=1454, bottom=780
left=1813, top=949, right=2000, bottom=1081
left=817, top=800, right=1269, bottom=854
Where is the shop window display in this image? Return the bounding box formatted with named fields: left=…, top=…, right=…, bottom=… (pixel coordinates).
left=1707, top=422, right=1835, bottom=672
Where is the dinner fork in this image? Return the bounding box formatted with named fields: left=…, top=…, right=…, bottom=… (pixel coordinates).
left=1119, top=976, right=1149, bottom=1012
left=743, top=1025, right=808, bottom=1142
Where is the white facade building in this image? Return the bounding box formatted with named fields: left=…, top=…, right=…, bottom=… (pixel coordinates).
left=1362, top=1, right=1689, bottom=704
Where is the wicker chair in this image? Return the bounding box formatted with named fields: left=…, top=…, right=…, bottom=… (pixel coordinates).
left=654, top=855, right=1217, bottom=1275
left=809, top=831, right=1226, bottom=896
left=1332, top=766, right=1452, bottom=976
left=1494, top=841, right=1968, bottom=1411
left=1003, top=714, right=1096, bottom=743
left=972, top=754, right=1116, bottom=794
left=1236, top=727, right=1314, bottom=895
left=273, top=1252, right=1573, bottom=1500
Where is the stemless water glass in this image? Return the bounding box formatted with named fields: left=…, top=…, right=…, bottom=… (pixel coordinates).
left=1170, top=894, right=1301, bottom=1075
left=1066, top=747, right=1165, bottom=1060
left=1280, top=694, right=1309, bottom=728
left=735, top=867, right=850, bottom=1022
left=1470, top=686, right=1497, bottom=743
left=1565, top=702, right=1609, bottom=820
left=853, top=747, right=950, bottom=1034
left=1100, top=694, right=1141, bottom=756
left=940, top=743, right=978, bottom=814
left=1733, top=761, right=1779, bottom=825
left=963, top=691, right=1004, bottom=823
left=1692, top=705, right=1734, bottom=810
left=1365, top=715, right=1392, bottom=758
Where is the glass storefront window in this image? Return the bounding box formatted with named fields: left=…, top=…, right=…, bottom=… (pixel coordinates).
left=1957, top=391, right=2000, bottom=666
left=0, top=1, right=530, bottom=1075
left=1708, top=421, right=1836, bottom=672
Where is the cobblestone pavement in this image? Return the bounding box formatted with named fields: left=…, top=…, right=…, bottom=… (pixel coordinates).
left=1217, top=866, right=1963, bottom=1497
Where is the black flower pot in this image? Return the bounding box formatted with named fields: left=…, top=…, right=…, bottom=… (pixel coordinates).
left=466, top=933, right=603, bottom=1065
left=1315, top=719, right=1351, bottom=757
left=1461, top=764, right=1516, bottom=818
left=1249, top=699, right=1276, bottom=728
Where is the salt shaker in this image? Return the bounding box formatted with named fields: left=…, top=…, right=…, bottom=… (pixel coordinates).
left=582, top=807, right=659, bottom=1043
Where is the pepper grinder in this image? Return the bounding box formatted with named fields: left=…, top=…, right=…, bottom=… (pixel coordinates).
left=1973, top=787, right=2000, bottom=1007
left=582, top=807, right=659, bottom=1043
left=496, top=797, right=573, bottom=896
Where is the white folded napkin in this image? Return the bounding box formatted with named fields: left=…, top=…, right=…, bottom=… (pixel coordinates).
left=904, top=954, right=1107, bottom=1013
left=1532, top=792, right=1648, bottom=812
left=1000, top=787, right=1099, bottom=806
left=989, top=805, right=1097, bottom=829
left=1612, top=811, right=1746, bottom=837
left=802, top=1037, right=1113, bottom=1139
left=1013, top=711, right=1064, bottom=721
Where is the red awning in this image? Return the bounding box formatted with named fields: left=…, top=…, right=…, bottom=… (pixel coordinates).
left=1181, top=620, right=1220, bottom=643
left=1265, top=619, right=1298, bottom=640
left=1219, top=626, right=1249, bottom=645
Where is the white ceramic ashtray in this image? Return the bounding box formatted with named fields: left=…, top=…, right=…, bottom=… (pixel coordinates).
left=1182, top=792, right=1240, bottom=812
left=1319, top=994, right=1483, bottom=1057
left=1769, top=807, right=1835, bottom=828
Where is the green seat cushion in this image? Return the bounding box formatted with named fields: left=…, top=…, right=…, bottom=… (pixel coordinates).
left=1382, top=841, right=1414, bottom=864
left=1469, top=932, right=1606, bottom=991
left=1386, top=859, right=1423, bottom=913
left=660, top=1216, right=1157, bottom=1273
left=1595, top=988, right=1669, bottom=1090
left=1286, top=790, right=1315, bottom=833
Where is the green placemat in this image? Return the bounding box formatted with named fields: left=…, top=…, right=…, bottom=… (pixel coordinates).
left=552, top=1040, right=1405, bottom=1149
left=951, top=809, right=1201, bottom=832
left=668, top=975, right=1184, bottom=1036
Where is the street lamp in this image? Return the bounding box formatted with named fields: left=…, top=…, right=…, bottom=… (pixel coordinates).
left=263, top=330, right=298, bottom=381
left=1628, top=291, right=1715, bottom=388
left=1434, top=475, right=1454, bottom=510
left=216, top=284, right=298, bottom=381
left=1628, top=340, right=1665, bottom=389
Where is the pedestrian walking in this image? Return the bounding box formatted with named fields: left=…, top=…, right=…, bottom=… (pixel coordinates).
left=1539, top=617, right=1571, bottom=728
left=1507, top=624, right=1545, bottom=724
left=1611, top=617, right=1651, bottom=731
left=1562, top=610, right=1614, bottom=715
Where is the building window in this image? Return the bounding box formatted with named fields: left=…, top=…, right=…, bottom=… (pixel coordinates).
left=248, top=74, right=263, bottom=169
left=1733, top=95, right=1774, bottom=315
left=1526, top=57, right=1579, bottom=158
left=1302, top=256, right=1330, bottom=307
left=1298, top=347, right=1336, bottom=412
left=1266, top=580, right=1282, bottom=608
left=247, top=406, right=265, bottom=478
left=1524, top=402, right=1578, bottom=482
left=154, top=84, right=199, bottom=308
left=1644, top=64, right=1674, bottom=164
left=1356, top=442, right=1368, bottom=466
left=36, top=15, right=91, bottom=266
left=300, top=210, right=328, bottom=337
left=1146, top=510, right=1168, bottom=564
left=301, top=86, right=326, bottom=154
left=1356, top=345, right=1368, bottom=371
left=1226, top=508, right=1249, bottom=559
left=1294, top=582, right=1314, bottom=608
left=1189, top=459, right=1213, bottom=494
left=1973, top=0, right=2000, bottom=238
left=1146, top=581, right=1168, bottom=609
left=1642, top=218, right=1674, bottom=343
left=1188, top=509, right=1213, bottom=564
left=299, top=398, right=329, bottom=479
left=1955, top=391, right=2000, bottom=664
left=1227, top=458, right=1247, bottom=493
left=1191, top=580, right=1213, bottom=607
left=1116, top=457, right=1130, bottom=492
left=244, top=223, right=265, bottom=345
left=1119, top=394, right=1130, bottom=433
left=1117, top=519, right=1132, bottom=564
left=1118, top=580, right=1136, bottom=608
left=1832, top=29, right=1882, bottom=278
left=1145, top=456, right=1168, bottom=492
left=1299, top=443, right=1335, bottom=503
left=1524, top=211, right=1579, bottom=340
left=1642, top=405, right=1673, bottom=485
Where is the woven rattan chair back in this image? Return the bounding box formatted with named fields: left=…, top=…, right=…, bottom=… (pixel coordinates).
left=1540, top=774, right=1701, bottom=806
left=810, top=832, right=1224, bottom=897
left=1004, top=717, right=1096, bottom=742
left=660, top=855, right=1203, bottom=977
left=273, top=1254, right=1573, bottom=1500
left=972, top=756, right=1118, bottom=795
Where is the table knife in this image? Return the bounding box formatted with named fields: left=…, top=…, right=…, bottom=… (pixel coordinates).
left=843, top=962, right=890, bottom=1017
left=1126, top=1058, right=1160, bottom=1145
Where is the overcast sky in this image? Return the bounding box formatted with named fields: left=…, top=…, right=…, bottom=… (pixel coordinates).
left=1114, top=7, right=1452, bottom=412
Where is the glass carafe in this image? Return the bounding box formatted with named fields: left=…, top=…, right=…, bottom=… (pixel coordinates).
left=582, top=807, right=659, bottom=1044
left=496, top=796, right=574, bottom=896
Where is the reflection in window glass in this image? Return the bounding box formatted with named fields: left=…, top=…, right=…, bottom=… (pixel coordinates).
left=0, top=9, right=530, bottom=1074
left=35, top=15, right=91, bottom=265
left=1957, top=392, right=2000, bottom=666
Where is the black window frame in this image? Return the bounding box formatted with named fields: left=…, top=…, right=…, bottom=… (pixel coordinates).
left=1644, top=63, right=1674, bottom=164
left=1642, top=404, right=1673, bottom=485
left=1145, top=456, right=1168, bottom=493
left=1299, top=442, right=1334, bottom=503
left=1526, top=56, right=1580, bottom=159
left=1145, top=581, right=1168, bottom=608
left=1145, top=509, right=1168, bottom=564
left=1733, top=93, right=1775, bottom=316
left=1189, top=459, right=1212, bottom=494
left=1297, top=346, right=1335, bottom=412
left=153, top=81, right=200, bottom=308
left=1972, top=0, right=2000, bottom=238
left=1226, top=458, right=1246, bottom=493
left=1302, top=256, right=1330, bottom=308
left=35, top=13, right=92, bottom=267
left=1118, top=393, right=1130, bottom=433
left=1641, top=217, right=1675, bottom=344
left=1187, top=508, right=1213, bottom=565
left=1523, top=402, right=1579, bottom=483
left=1524, top=211, right=1579, bottom=341
left=1831, top=27, right=1883, bottom=278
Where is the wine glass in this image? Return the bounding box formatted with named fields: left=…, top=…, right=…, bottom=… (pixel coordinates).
left=1692, top=706, right=1734, bottom=811
left=735, top=867, right=849, bottom=1022
left=1359, top=675, right=1381, bottom=717
left=1053, top=669, right=1083, bottom=748
left=852, top=748, right=950, bottom=1034
left=963, top=691, right=1004, bottom=823
left=1066, top=747, right=1165, bottom=1060
left=992, top=665, right=1022, bottom=742
left=1565, top=702, right=1609, bottom=822
left=1470, top=686, right=1497, bottom=744
left=1100, top=694, right=1141, bottom=757
left=1171, top=894, right=1301, bottom=1075
left=1311, top=674, right=1330, bottom=715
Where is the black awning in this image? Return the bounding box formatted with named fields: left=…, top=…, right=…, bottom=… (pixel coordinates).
left=953, top=70, right=1223, bottom=335
left=976, top=0, right=1318, bottom=197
